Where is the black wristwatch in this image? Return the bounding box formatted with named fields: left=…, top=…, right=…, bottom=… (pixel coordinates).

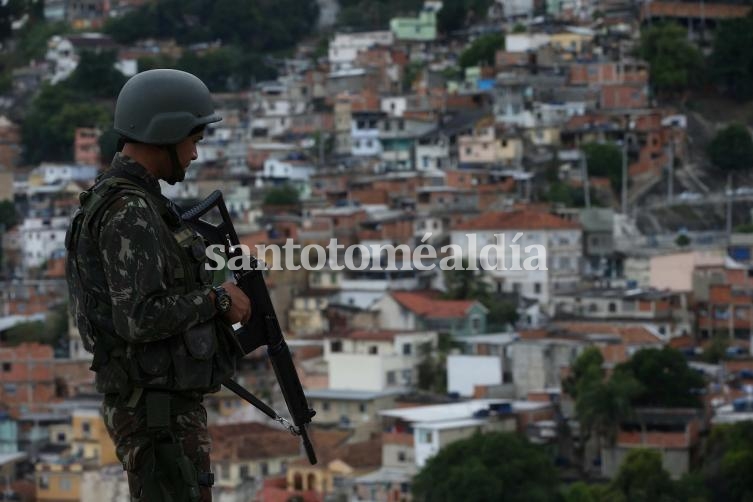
left=212, top=286, right=232, bottom=314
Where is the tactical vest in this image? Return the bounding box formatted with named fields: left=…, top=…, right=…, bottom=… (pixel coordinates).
left=65, top=173, right=240, bottom=397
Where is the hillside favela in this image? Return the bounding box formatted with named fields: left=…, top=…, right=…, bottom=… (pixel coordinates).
left=3, top=0, right=753, bottom=501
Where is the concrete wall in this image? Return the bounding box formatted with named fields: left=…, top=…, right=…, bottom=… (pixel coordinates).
left=447, top=355, right=503, bottom=397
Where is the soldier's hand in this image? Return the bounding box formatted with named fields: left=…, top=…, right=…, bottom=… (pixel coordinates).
left=221, top=281, right=252, bottom=325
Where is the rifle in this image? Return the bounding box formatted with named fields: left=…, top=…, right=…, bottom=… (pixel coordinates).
left=181, top=190, right=317, bottom=465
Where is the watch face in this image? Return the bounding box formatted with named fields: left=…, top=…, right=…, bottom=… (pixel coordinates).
left=219, top=295, right=232, bottom=312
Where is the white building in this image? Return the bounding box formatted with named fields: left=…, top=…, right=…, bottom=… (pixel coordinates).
left=34, top=163, right=97, bottom=185
left=328, top=31, right=394, bottom=71
left=20, top=216, right=69, bottom=269
left=351, top=112, right=383, bottom=157
left=323, top=330, right=438, bottom=392
left=505, top=33, right=552, bottom=53
left=381, top=96, right=408, bottom=118
left=450, top=209, right=583, bottom=313
left=379, top=399, right=536, bottom=468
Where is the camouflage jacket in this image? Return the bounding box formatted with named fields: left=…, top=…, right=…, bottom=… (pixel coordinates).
left=66, top=153, right=238, bottom=396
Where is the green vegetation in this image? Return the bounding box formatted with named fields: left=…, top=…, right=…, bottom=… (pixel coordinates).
left=263, top=184, right=300, bottom=206
left=337, top=0, right=424, bottom=30
left=615, top=346, right=705, bottom=409
left=442, top=258, right=519, bottom=329
left=459, top=32, right=505, bottom=68
left=413, top=431, right=559, bottom=502
left=675, top=233, right=691, bottom=247
left=707, top=123, right=753, bottom=172
left=638, top=22, right=704, bottom=95
left=709, top=14, right=753, bottom=101
left=582, top=142, right=623, bottom=193
left=701, top=421, right=753, bottom=502
left=436, top=0, right=494, bottom=35
left=104, top=0, right=319, bottom=52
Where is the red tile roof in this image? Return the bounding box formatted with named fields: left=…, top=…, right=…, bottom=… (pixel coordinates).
left=390, top=290, right=480, bottom=319
left=641, top=1, right=751, bottom=20
left=454, top=209, right=581, bottom=231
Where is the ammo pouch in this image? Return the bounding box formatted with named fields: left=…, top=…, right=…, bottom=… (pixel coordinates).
left=129, top=320, right=238, bottom=392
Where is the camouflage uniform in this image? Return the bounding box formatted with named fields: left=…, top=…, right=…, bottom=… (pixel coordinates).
left=66, top=153, right=241, bottom=502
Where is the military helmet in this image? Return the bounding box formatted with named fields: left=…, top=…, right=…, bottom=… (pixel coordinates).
left=113, top=69, right=222, bottom=145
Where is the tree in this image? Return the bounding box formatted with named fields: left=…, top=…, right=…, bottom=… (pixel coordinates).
left=564, top=348, right=642, bottom=477
left=582, top=143, right=622, bottom=193
left=263, top=184, right=300, bottom=206
left=459, top=32, right=505, bottom=68
left=613, top=347, right=705, bottom=408
left=610, top=449, right=679, bottom=502
left=437, top=0, right=494, bottom=35
left=709, top=15, right=753, bottom=100
left=638, top=22, right=704, bottom=95
left=675, top=234, right=691, bottom=247
left=412, top=431, right=559, bottom=502
left=65, top=49, right=128, bottom=99
left=21, top=83, right=111, bottom=164
left=707, top=123, right=753, bottom=172
left=0, top=200, right=18, bottom=229
left=700, top=421, right=753, bottom=502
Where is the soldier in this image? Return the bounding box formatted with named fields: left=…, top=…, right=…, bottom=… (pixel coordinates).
left=65, top=69, right=251, bottom=501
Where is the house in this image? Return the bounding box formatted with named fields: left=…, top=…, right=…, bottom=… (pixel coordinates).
left=36, top=398, right=119, bottom=502
left=0, top=344, right=59, bottom=418
left=18, top=216, right=71, bottom=270
left=282, top=435, right=382, bottom=500
left=447, top=333, right=519, bottom=398
left=73, top=128, right=100, bottom=166
left=372, top=290, right=488, bottom=336
left=44, top=33, right=125, bottom=84
left=206, top=421, right=309, bottom=502
left=351, top=110, right=384, bottom=157
left=601, top=407, right=705, bottom=480
left=693, top=259, right=753, bottom=339
left=379, top=398, right=550, bottom=468
left=450, top=209, right=583, bottom=313
left=328, top=31, right=394, bottom=72
left=378, top=115, right=435, bottom=171
left=304, top=388, right=406, bottom=441
left=323, top=329, right=438, bottom=392
left=0, top=116, right=21, bottom=171
left=390, top=1, right=441, bottom=42
left=551, top=287, right=691, bottom=339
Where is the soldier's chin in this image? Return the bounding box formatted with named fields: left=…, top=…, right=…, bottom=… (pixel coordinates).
left=165, top=167, right=186, bottom=185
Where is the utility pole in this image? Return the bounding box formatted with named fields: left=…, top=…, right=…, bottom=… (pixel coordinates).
left=581, top=151, right=591, bottom=208
left=727, top=172, right=733, bottom=243
left=667, top=140, right=674, bottom=202
left=622, top=135, right=628, bottom=214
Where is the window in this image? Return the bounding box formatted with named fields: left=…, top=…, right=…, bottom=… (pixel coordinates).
left=386, top=371, right=396, bottom=385
left=402, top=343, right=412, bottom=355
left=38, top=475, right=49, bottom=490
left=2, top=362, right=10, bottom=372
left=472, top=317, right=481, bottom=333
left=369, top=346, right=378, bottom=355
left=57, top=432, right=66, bottom=442
left=398, top=451, right=407, bottom=462
left=534, top=283, right=542, bottom=294
left=359, top=403, right=367, bottom=413
left=330, top=340, right=342, bottom=353
left=418, top=430, right=433, bottom=443
left=3, top=383, right=16, bottom=395
left=82, top=422, right=91, bottom=434
left=608, top=302, right=616, bottom=313
left=322, top=401, right=330, bottom=411
left=261, top=462, right=269, bottom=476
left=240, top=465, right=250, bottom=479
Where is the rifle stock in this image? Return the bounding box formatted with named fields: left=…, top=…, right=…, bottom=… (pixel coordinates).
left=181, top=190, right=317, bottom=464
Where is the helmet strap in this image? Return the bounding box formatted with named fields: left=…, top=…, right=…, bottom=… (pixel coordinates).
left=163, top=145, right=185, bottom=185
